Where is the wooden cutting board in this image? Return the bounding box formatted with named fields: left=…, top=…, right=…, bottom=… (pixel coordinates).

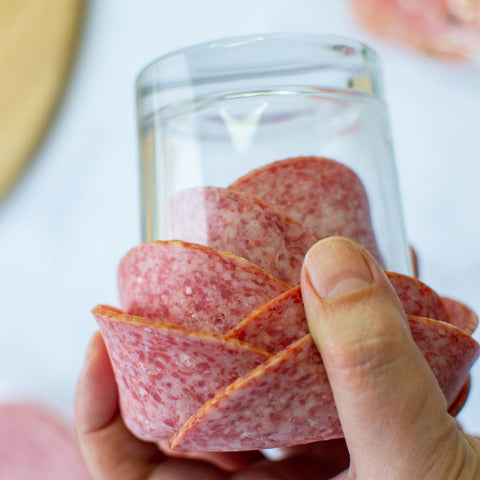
left=0, top=0, right=85, bottom=200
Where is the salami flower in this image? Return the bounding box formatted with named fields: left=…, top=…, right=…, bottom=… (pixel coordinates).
left=93, top=157, right=479, bottom=451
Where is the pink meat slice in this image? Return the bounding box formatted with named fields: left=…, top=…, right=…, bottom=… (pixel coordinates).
left=171, top=335, right=340, bottom=451
left=227, top=272, right=451, bottom=354
left=167, top=187, right=317, bottom=285
left=0, top=403, right=90, bottom=480
left=93, top=305, right=270, bottom=442
left=387, top=271, right=450, bottom=324
left=118, top=240, right=289, bottom=335
left=409, top=315, right=480, bottom=406
left=349, top=0, right=480, bottom=60
left=441, top=297, right=478, bottom=335
left=228, top=156, right=382, bottom=263
left=172, top=316, right=479, bottom=451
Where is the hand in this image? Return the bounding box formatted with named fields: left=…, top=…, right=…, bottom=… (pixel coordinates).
left=74, top=237, right=480, bottom=479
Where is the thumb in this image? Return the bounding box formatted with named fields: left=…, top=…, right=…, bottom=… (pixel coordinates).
left=300, top=237, right=464, bottom=479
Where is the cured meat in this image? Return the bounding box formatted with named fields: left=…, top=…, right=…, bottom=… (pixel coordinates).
left=93, top=305, right=270, bottom=441
left=167, top=187, right=316, bottom=285
left=386, top=272, right=450, bottom=324
left=171, top=335, right=340, bottom=451
left=98, top=155, right=479, bottom=452
left=441, top=297, right=479, bottom=335
left=172, top=316, right=479, bottom=451
left=228, top=156, right=382, bottom=263
left=227, top=272, right=452, bottom=354
left=118, top=240, right=289, bottom=335
left=448, top=376, right=471, bottom=416
left=349, top=0, right=480, bottom=60
left=0, top=403, right=90, bottom=480
left=408, top=315, right=479, bottom=405
left=226, top=287, right=305, bottom=354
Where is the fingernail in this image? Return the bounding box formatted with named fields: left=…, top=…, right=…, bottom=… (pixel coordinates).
left=304, top=237, right=375, bottom=299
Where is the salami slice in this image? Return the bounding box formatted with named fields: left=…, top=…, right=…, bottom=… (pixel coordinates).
left=171, top=335, right=341, bottom=451
left=409, top=315, right=479, bottom=406
left=172, top=316, right=479, bottom=451
left=118, top=240, right=289, bottom=335
left=0, top=403, right=90, bottom=480
left=228, top=156, right=382, bottom=263
left=93, top=305, right=270, bottom=442
left=167, top=187, right=316, bottom=285
left=448, top=376, right=471, bottom=417
left=386, top=272, right=450, bottom=324
left=227, top=272, right=452, bottom=354
left=441, top=297, right=478, bottom=335
left=226, top=287, right=305, bottom=354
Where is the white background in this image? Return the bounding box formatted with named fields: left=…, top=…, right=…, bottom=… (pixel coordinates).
left=0, top=0, right=479, bottom=433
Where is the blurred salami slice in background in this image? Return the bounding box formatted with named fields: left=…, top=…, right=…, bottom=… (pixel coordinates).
left=118, top=241, right=289, bottom=335
left=0, top=403, right=90, bottom=479
left=349, top=0, right=480, bottom=60
left=94, top=305, right=270, bottom=442
left=172, top=316, right=479, bottom=451
left=227, top=272, right=454, bottom=355
left=228, top=156, right=382, bottom=263
left=167, top=187, right=316, bottom=285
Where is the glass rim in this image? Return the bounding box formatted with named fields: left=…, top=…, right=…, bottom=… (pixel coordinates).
left=135, top=32, right=380, bottom=90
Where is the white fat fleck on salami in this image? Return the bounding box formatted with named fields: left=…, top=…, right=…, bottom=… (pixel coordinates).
left=171, top=335, right=342, bottom=451
left=228, top=156, right=382, bottom=264
left=409, top=316, right=480, bottom=405
left=0, top=403, right=90, bottom=479
left=118, top=241, right=289, bottom=335
left=167, top=187, right=317, bottom=285
left=93, top=305, right=270, bottom=442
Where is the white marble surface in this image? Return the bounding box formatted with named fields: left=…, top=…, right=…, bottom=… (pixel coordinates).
left=0, top=0, right=479, bottom=433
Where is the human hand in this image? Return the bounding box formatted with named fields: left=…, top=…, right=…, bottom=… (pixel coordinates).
left=300, top=237, right=480, bottom=479
left=74, top=236, right=480, bottom=479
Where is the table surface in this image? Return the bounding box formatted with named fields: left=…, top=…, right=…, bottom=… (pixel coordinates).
left=0, top=0, right=479, bottom=433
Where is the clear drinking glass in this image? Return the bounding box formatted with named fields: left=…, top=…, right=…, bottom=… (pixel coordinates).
left=136, top=33, right=412, bottom=275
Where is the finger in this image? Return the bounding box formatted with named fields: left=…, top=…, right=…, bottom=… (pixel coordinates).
left=274, top=439, right=349, bottom=472
left=231, top=456, right=343, bottom=480
left=300, top=237, right=465, bottom=478
left=75, top=332, right=227, bottom=480
left=74, top=332, right=165, bottom=479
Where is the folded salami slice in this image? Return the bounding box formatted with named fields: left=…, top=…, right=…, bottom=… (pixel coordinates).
left=93, top=305, right=270, bottom=442
left=171, top=335, right=340, bottom=451
left=408, top=316, right=479, bottom=406
left=228, top=156, right=382, bottom=263
left=172, top=316, right=479, bottom=451
left=0, top=403, right=90, bottom=480
left=448, top=376, right=471, bottom=417
left=227, top=272, right=452, bottom=354
left=118, top=240, right=289, bottom=335
left=441, top=297, right=478, bottom=335
left=167, top=187, right=316, bottom=285
left=386, top=272, right=450, bottom=324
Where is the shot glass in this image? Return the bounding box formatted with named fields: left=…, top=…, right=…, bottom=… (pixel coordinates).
left=136, top=33, right=412, bottom=275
